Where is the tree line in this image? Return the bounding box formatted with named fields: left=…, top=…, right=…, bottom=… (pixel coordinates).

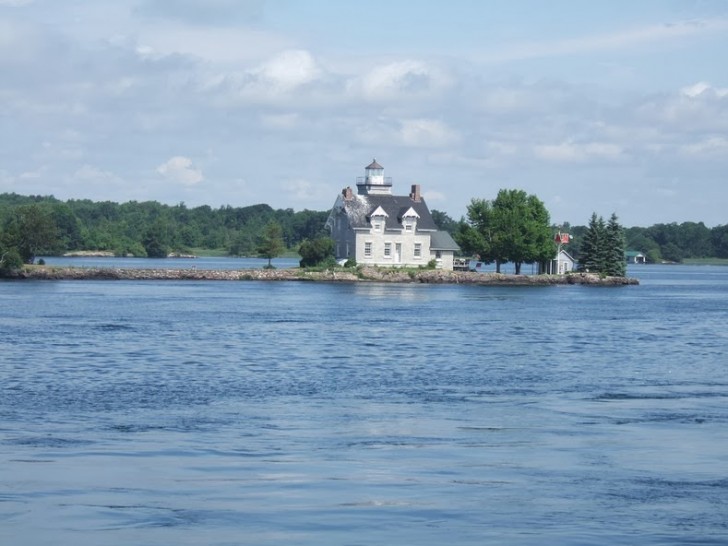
left=2, top=190, right=726, bottom=273
left=0, top=193, right=329, bottom=265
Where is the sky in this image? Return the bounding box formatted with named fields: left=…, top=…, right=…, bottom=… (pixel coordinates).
left=1, top=0, right=727, bottom=227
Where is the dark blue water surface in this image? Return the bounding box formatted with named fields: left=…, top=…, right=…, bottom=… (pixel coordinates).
left=1, top=264, right=727, bottom=545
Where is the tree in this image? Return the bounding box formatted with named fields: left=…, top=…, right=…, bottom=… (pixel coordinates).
left=2, top=204, right=60, bottom=263
left=142, top=217, right=171, bottom=258
left=580, top=213, right=606, bottom=272
left=298, top=237, right=335, bottom=267
left=490, top=189, right=553, bottom=274
left=257, top=220, right=285, bottom=267
left=581, top=212, right=627, bottom=276
left=0, top=247, right=23, bottom=275
left=431, top=209, right=458, bottom=234
left=605, top=213, right=626, bottom=276
left=459, top=198, right=496, bottom=266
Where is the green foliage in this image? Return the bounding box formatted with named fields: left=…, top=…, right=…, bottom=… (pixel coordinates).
left=458, top=198, right=495, bottom=264
left=257, top=220, right=285, bottom=267
left=0, top=247, right=23, bottom=274
left=581, top=213, right=606, bottom=272
left=605, top=213, right=626, bottom=276
left=0, top=193, right=329, bottom=260
left=1, top=203, right=60, bottom=263
left=461, top=190, right=554, bottom=274
left=580, top=212, right=626, bottom=276
left=143, top=218, right=171, bottom=258
left=431, top=209, right=458, bottom=234
left=298, top=237, right=335, bottom=267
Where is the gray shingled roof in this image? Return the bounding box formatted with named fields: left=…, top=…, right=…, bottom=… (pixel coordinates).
left=344, top=194, right=438, bottom=231
left=430, top=230, right=461, bottom=251
left=366, top=159, right=383, bottom=170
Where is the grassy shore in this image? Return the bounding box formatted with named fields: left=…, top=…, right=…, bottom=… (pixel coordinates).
left=682, top=258, right=728, bottom=266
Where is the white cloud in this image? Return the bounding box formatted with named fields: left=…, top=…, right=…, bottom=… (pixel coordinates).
left=0, top=0, right=34, bottom=6
left=422, top=190, right=445, bottom=203
left=680, top=136, right=728, bottom=158
left=351, top=60, right=451, bottom=101
left=252, top=49, right=320, bottom=92
left=156, top=156, right=204, bottom=185
left=638, top=83, right=728, bottom=132
left=280, top=177, right=331, bottom=205
left=533, top=142, right=624, bottom=162
left=680, top=81, right=728, bottom=98
left=399, top=119, right=459, bottom=148
left=72, top=164, right=124, bottom=186
left=133, top=25, right=292, bottom=64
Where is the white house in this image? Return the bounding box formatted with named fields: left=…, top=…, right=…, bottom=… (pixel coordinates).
left=326, top=160, right=460, bottom=270
left=541, top=248, right=576, bottom=274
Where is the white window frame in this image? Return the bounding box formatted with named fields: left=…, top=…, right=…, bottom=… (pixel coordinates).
left=384, top=242, right=392, bottom=258
left=364, top=241, right=372, bottom=258
left=414, top=243, right=422, bottom=258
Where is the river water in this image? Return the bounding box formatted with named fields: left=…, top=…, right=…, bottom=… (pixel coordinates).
left=1, top=264, right=727, bottom=545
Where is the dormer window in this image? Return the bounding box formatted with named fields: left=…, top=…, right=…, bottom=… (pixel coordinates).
left=369, top=205, right=388, bottom=234
left=401, top=206, right=420, bottom=234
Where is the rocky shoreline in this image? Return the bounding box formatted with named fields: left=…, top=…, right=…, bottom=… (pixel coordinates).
left=11, top=265, right=639, bottom=286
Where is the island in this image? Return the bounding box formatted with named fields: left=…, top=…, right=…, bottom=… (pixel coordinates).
left=9, top=265, right=638, bottom=286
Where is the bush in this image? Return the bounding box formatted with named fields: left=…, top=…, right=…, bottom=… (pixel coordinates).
left=0, top=248, right=23, bottom=274
left=344, top=258, right=357, bottom=268
left=299, top=237, right=334, bottom=267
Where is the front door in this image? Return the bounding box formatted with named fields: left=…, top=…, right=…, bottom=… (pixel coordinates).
left=395, top=243, right=402, bottom=263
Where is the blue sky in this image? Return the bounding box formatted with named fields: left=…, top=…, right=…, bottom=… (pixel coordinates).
left=1, top=0, right=727, bottom=227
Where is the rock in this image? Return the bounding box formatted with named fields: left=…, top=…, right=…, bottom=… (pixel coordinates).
left=14, top=265, right=639, bottom=286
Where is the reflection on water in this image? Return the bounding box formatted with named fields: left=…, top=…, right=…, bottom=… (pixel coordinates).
left=1, top=265, right=728, bottom=545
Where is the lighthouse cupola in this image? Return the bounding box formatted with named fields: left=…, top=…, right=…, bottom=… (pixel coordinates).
left=357, top=159, right=393, bottom=195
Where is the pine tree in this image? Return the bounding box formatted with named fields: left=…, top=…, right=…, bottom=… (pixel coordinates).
left=605, top=213, right=626, bottom=276
left=581, top=213, right=606, bottom=273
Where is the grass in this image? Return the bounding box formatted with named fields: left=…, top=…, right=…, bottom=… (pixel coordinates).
left=682, top=258, right=728, bottom=266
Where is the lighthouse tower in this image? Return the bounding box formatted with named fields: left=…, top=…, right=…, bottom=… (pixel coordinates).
left=356, top=159, right=393, bottom=195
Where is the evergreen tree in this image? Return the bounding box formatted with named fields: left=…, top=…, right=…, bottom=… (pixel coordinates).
left=581, top=213, right=606, bottom=273
left=605, top=213, right=626, bottom=276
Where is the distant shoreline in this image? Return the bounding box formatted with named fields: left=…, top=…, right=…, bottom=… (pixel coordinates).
left=9, top=265, right=639, bottom=286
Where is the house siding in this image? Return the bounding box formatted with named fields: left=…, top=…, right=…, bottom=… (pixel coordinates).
left=326, top=162, right=460, bottom=270
left=354, top=231, right=431, bottom=266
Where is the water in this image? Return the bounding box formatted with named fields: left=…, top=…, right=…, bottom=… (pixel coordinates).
left=1, top=265, right=727, bottom=545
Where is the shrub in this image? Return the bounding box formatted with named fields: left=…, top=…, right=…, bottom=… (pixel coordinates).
left=0, top=248, right=23, bottom=274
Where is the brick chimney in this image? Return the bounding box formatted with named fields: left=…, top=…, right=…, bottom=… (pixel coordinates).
left=409, top=184, right=421, bottom=202
left=342, top=186, right=354, bottom=201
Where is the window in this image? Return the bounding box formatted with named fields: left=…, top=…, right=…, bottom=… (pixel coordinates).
left=384, top=242, right=392, bottom=258
left=405, top=223, right=413, bottom=232
left=414, top=243, right=422, bottom=258
left=373, top=220, right=382, bottom=232
left=364, top=242, right=372, bottom=258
